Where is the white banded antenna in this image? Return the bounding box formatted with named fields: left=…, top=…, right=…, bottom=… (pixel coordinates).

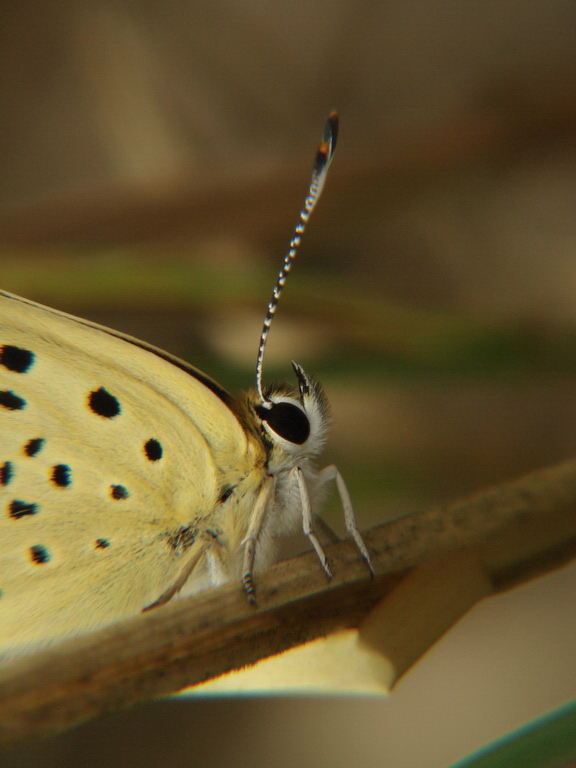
left=255, top=112, right=339, bottom=404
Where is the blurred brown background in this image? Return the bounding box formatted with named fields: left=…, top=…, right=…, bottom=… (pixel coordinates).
left=2, top=2, right=576, bottom=766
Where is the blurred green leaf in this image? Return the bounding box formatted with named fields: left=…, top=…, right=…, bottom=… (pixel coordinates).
left=449, top=700, right=576, bottom=768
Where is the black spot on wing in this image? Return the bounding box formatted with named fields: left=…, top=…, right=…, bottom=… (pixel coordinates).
left=24, top=438, right=45, bottom=456
left=0, top=461, right=13, bottom=486
left=51, top=464, right=71, bottom=487
left=9, top=499, right=38, bottom=519
left=0, top=345, right=35, bottom=373
left=0, top=390, right=26, bottom=410
left=29, top=545, right=50, bottom=564
left=144, top=438, right=162, bottom=461
left=110, top=484, right=129, bottom=500
left=88, top=387, right=121, bottom=418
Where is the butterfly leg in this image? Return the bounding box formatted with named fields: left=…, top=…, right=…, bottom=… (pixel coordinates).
left=143, top=538, right=211, bottom=611
left=241, top=475, right=276, bottom=602
left=316, top=465, right=374, bottom=576
left=296, top=467, right=332, bottom=580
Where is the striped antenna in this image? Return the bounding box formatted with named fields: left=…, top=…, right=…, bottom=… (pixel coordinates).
left=255, top=111, right=339, bottom=404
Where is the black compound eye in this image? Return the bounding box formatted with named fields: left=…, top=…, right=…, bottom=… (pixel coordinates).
left=257, top=402, right=310, bottom=445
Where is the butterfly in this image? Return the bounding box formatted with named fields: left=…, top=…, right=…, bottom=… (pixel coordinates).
left=0, top=113, right=372, bottom=660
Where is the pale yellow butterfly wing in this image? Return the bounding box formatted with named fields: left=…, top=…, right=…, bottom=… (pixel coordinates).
left=0, top=290, right=260, bottom=657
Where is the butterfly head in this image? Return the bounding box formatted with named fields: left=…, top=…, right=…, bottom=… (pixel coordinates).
left=254, top=362, right=330, bottom=467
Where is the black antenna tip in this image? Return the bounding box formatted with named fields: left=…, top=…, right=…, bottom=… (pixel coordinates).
left=315, top=112, right=339, bottom=172
left=325, top=111, right=339, bottom=147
